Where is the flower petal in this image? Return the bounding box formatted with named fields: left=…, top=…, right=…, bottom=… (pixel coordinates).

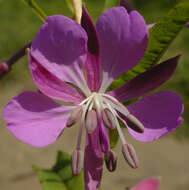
left=81, top=7, right=101, bottom=91
left=109, top=56, right=180, bottom=102
left=30, top=55, right=86, bottom=104
left=96, top=7, right=148, bottom=91
left=84, top=127, right=103, bottom=190
left=30, top=15, right=90, bottom=95
left=131, top=177, right=161, bottom=190
left=126, top=91, right=184, bottom=142
left=2, top=92, right=74, bottom=147
left=30, top=55, right=85, bottom=104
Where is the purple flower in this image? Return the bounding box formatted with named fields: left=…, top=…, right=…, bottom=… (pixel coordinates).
left=3, top=5, right=183, bottom=190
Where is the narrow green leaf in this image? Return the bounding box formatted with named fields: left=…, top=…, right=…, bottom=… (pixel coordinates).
left=109, top=129, right=119, bottom=149
left=138, top=2, right=189, bottom=70
left=110, top=2, right=189, bottom=90
left=22, top=0, right=47, bottom=22
left=65, top=0, right=74, bottom=14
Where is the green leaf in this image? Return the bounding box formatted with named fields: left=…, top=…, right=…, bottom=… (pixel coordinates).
left=110, top=2, right=189, bottom=90
left=109, top=129, right=119, bottom=149
left=65, top=0, right=74, bottom=14
left=38, top=169, right=62, bottom=182
left=22, top=0, right=47, bottom=22
left=53, top=151, right=71, bottom=171
left=34, top=151, right=84, bottom=190
left=42, top=181, right=68, bottom=190
left=66, top=173, right=85, bottom=190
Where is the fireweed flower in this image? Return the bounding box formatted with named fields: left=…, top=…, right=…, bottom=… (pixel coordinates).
left=129, top=177, right=161, bottom=190
left=3, top=5, right=183, bottom=190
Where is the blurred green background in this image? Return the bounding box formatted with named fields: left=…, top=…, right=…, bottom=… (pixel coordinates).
left=0, top=0, right=189, bottom=140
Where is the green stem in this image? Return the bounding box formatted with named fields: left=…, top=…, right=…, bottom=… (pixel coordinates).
left=22, top=0, right=47, bottom=22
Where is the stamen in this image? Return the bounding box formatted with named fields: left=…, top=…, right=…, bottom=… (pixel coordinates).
left=85, top=109, right=98, bottom=134
left=122, top=143, right=138, bottom=169
left=102, top=108, right=116, bottom=130
left=66, top=105, right=83, bottom=127
left=104, top=150, right=117, bottom=172
left=71, top=149, right=84, bottom=175
left=102, top=98, right=127, bottom=145
left=76, top=94, right=94, bottom=150
left=102, top=95, right=129, bottom=116
left=102, top=96, right=144, bottom=133
left=121, top=113, right=144, bottom=133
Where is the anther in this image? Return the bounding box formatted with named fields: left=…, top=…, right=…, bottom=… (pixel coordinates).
left=71, top=149, right=84, bottom=175
left=120, top=113, right=144, bottom=133
left=85, top=109, right=98, bottom=134
left=122, top=143, right=139, bottom=169
left=105, top=150, right=117, bottom=172
left=102, top=108, right=116, bottom=130
left=126, top=114, right=144, bottom=133
left=66, top=106, right=83, bottom=127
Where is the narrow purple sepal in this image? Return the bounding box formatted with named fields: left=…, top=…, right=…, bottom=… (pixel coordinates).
left=109, top=55, right=181, bottom=102
left=81, top=6, right=100, bottom=55
left=81, top=6, right=101, bottom=91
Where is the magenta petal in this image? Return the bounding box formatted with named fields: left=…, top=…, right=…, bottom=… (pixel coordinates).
left=84, top=127, right=103, bottom=190
left=29, top=55, right=85, bottom=104
left=30, top=15, right=89, bottom=93
left=131, top=177, right=161, bottom=190
left=109, top=56, right=180, bottom=102
left=127, top=91, right=184, bottom=142
left=96, top=7, right=148, bottom=90
left=81, top=7, right=101, bottom=91
left=2, top=92, right=74, bottom=147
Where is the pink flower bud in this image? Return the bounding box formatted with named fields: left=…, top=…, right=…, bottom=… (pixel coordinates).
left=85, top=109, right=98, bottom=134
left=122, top=143, right=138, bottom=169
left=102, top=108, right=116, bottom=130
left=71, top=149, right=84, bottom=175
left=66, top=106, right=83, bottom=127
left=0, top=62, right=10, bottom=77
left=105, top=150, right=117, bottom=172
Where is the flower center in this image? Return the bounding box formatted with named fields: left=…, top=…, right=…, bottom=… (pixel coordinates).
left=68, top=92, right=145, bottom=174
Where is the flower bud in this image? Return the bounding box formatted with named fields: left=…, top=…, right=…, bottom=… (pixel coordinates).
left=102, top=108, right=116, bottom=130
left=122, top=143, right=138, bottom=169
left=0, top=62, right=10, bottom=78
left=66, top=106, right=83, bottom=127
left=105, top=150, right=117, bottom=172
left=71, top=149, right=84, bottom=175
left=85, top=109, right=98, bottom=134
